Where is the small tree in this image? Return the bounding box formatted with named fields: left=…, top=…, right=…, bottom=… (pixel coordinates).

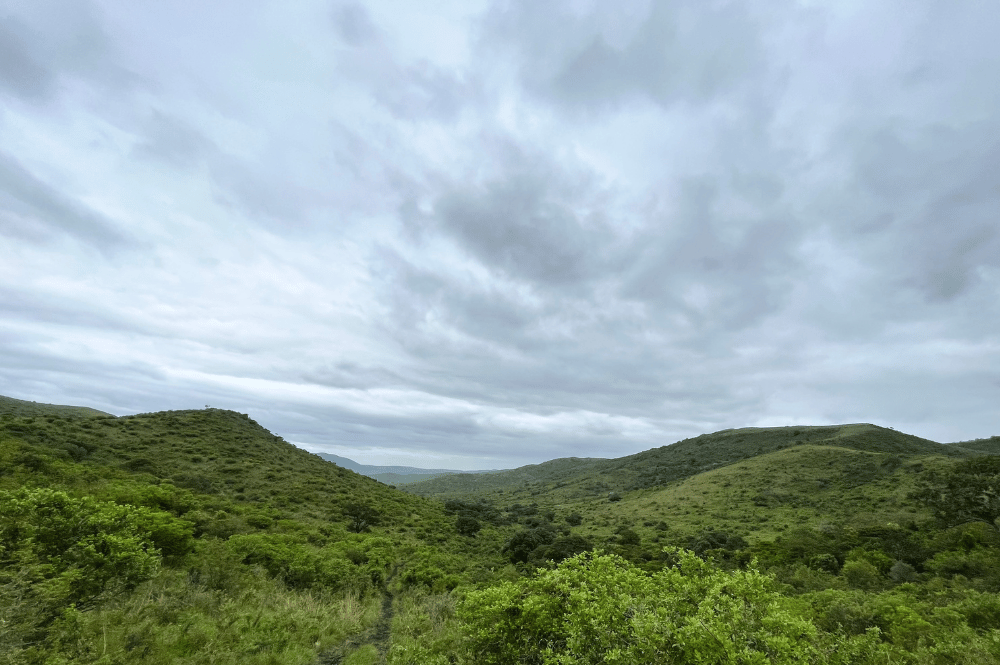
left=912, top=456, right=1000, bottom=533
left=456, top=515, right=482, bottom=537
left=343, top=503, right=381, bottom=533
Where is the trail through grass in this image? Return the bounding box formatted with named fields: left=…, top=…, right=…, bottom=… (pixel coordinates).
left=317, top=567, right=398, bottom=665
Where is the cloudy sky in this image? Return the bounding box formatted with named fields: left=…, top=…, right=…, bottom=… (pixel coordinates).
left=2, top=0, right=998, bottom=469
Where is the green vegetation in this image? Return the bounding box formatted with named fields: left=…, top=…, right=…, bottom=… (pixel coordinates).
left=2, top=397, right=999, bottom=663
left=0, top=403, right=498, bottom=664
left=0, top=394, right=112, bottom=418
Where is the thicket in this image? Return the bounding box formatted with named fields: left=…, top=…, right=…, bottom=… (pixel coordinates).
left=460, top=550, right=1000, bottom=664
left=2, top=404, right=999, bottom=664
left=0, top=409, right=491, bottom=664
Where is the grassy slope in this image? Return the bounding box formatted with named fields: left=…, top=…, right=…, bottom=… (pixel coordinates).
left=950, top=436, right=1000, bottom=454
left=0, top=394, right=112, bottom=418
left=568, top=445, right=952, bottom=547
left=0, top=406, right=474, bottom=545
left=404, top=423, right=963, bottom=503
left=401, top=423, right=989, bottom=561
left=0, top=403, right=510, bottom=664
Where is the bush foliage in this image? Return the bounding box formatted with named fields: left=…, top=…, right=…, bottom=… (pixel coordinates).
left=2, top=402, right=999, bottom=664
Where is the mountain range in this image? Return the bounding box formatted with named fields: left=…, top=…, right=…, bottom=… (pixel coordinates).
left=312, top=452, right=500, bottom=485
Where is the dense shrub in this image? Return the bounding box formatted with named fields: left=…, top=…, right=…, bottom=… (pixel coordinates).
left=537, top=535, right=593, bottom=563
left=0, top=488, right=164, bottom=606
left=460, top=549, right=870, bottom=665
left=226, top=533, right=356, bottom=589
left=502, top=526, right=557, bottom=564
left=456, top=515, right=482, bottom=537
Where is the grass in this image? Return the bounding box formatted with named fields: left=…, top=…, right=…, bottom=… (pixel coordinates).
left=2, top=393, right=998, bottom=665
left=594, top=444, right=944, bottom=544
left=0, top=394, right=112, bottom=418
left=56, top=569, right=383, bottom=665
left=402, top=422, right=967, bottom=504
left=0, top=400, right=509, bottom=665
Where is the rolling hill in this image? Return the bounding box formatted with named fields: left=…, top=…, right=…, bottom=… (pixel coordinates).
left=3, top=394, right=999, bottom=665
left=402, top=423, right=967, bottom=502
left=0, top=394, right=113, bottom=418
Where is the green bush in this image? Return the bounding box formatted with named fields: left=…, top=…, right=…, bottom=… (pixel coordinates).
left=400, top=547, right=464, bottom=592
left=0, top=487, right=165, bottom=659
left=456, top=515, right=482, bottom=537
left=0, top=488, right=162, bottom=606
left=460, top=549, right=833, bottom=665
left=841, top=560, right=882, bottom=591
left=226, top=533, right=357, bottom=590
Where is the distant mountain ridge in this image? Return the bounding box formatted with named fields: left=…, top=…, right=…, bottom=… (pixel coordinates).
left=313, top=452, right=502, bottom=485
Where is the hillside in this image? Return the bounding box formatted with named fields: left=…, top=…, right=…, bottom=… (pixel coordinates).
left=949, top=435, right=1000, bottom=455
left=0, top=402, right=507, bottom=665
left=403, top=423, right=962, bottom=501
left=3, top=396, right=1000, bottom=665
left=564, top=443, right=949, bottom=548
left=0, top=394, right=113, bottom=418
left=0, top=406, right=477, bottom=544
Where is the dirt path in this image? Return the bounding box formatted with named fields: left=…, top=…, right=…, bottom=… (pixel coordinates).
left=316, top=568, right=397, bottom=665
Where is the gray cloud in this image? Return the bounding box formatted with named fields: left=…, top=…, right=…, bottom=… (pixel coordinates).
left=1, top=0, right=998, bottom=468
left=0, top=2, right=137, bottom=104
left=333, top=3, right=379, bottom=47
left=481, top=0, right=769, bottom=113
left=374, top=63, right=478, bottom=122
left=131, top=110, right=215, bottom=169
left=331, top=4, right=480, bottom=123
left=0, top=17, right=57, bottom=100
left=0, top=152, right=134, bottom=250
left=431, top=149, right=618, bottom=287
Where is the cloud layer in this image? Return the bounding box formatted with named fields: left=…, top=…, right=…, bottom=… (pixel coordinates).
left=3, top=0, right=998, bottom=468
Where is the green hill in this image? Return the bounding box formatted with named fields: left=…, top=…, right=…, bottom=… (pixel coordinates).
left=403, top=423, right=963, bottom=502
left=567, top=443, right=949, bottom=547
left=949, top=435, right=1000, bottom=455
left=0, top=402, right=505, bottom=665
left=3, top=396, right=999, bottom=665
left=0, top=394, right=113, bottom=418
left=313, top=452, right=487, bottom=485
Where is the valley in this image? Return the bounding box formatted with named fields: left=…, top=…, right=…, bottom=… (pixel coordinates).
left=2, top=395, right=999, bottom=664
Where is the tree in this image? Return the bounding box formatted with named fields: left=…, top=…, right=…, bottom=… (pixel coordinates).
left=456, top=515, right=482, bottom=537
left=912, top=456, right=1000, bottom=533
left=343, top=503, right=381, bottom=533
left=539, top=535, right=592, bottom=563
left=502, top=526, right=556, bottom=564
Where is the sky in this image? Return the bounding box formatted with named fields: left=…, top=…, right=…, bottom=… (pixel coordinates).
left=2, top=0, right=999, bottom=470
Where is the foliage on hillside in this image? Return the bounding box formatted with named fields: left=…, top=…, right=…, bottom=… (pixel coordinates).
left=403, top=424, right=965, bottom=501
left=950, top=435, right=1000, bottom=455
left=0, top=394, right=112, bottom=418
left=2, top=397, right=999, bottom=664
left=0, top=406, right=501, bottom=664
left=461, top=549, right=1000, bottom=664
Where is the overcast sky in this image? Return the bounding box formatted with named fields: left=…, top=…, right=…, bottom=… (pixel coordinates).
left=2, top=0, right=998, bottom=469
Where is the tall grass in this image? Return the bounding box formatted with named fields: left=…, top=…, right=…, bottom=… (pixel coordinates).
left=42, top=567, right=381, bottom=665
